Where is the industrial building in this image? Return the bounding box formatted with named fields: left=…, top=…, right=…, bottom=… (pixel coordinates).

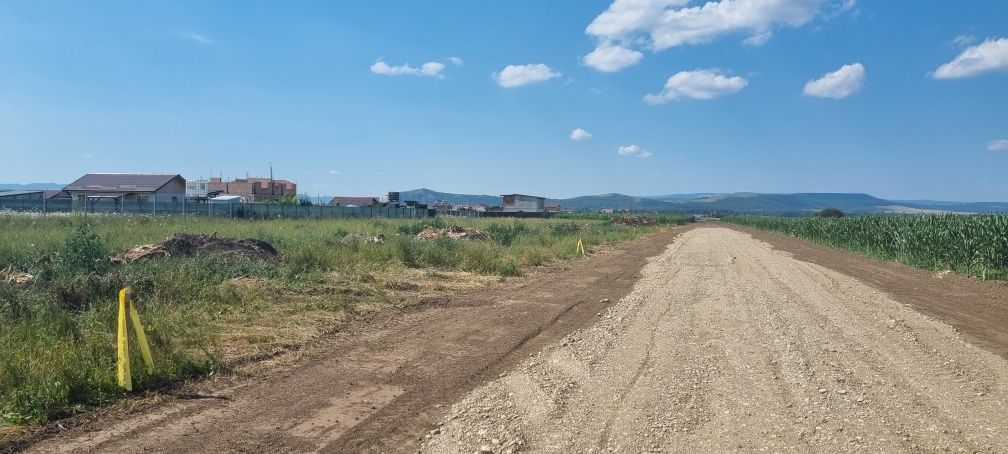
left=500, top=194, right=546, bottom=213
left=0, top=190, right=66, bottom=201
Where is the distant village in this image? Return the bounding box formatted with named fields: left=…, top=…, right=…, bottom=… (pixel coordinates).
left=0, top=172, right=571, bottom=216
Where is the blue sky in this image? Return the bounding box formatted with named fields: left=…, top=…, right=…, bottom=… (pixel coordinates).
left=0, top=0, right=1006, bottom=201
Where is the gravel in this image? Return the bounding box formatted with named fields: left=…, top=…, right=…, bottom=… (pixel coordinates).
left=420, top=227, right=1008, bottom=453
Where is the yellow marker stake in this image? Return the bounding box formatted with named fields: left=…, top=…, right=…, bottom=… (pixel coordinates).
left=117, top=288, right=132, bottom=391
left=128, top=299, right=154, bottom=375
left=117, top=287, right=155, bottom=391
left=577, top=238, right=586, bottom=257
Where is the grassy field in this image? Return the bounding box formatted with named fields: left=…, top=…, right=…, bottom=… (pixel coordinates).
left=723, top=214, right=1008, bottom=281
left=0, top=213, right=691, bottom=427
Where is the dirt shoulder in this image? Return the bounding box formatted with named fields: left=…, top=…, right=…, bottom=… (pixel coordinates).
left=725, top=223, right=1008, bottom=360
left=19, top=226, right=693, bottom=454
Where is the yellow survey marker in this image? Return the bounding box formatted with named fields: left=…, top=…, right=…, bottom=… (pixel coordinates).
left=577, top=238, right=586, bottom=257
left=117, top=287, right=154, bottom=391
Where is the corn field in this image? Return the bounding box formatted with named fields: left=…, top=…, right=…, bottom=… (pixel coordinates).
left=723, top=214, right=1008, bottom=281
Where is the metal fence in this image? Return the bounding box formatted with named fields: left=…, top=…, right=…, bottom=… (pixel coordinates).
left=0, top=198, right=433, bottom=219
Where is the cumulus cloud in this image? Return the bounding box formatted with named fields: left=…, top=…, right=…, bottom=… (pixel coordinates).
left=449, top=57, right=464, bottom=65
left=493, top=64, right=561, bottom=88
left=933, top=38, right=1008, bottom=79
left=582, top=42, right=644, bottom=72
left=582, top=0, right=843, bottom=71
left=988, top=139, right=1008, bottom=152
left=370, top=59, right=447, bottom=78
left=570, top=128, right=592, bottom=141
left=643, top=69, right=747, bottom=104
left=803, top=62, right=865, bottom=99
left=617, top=144, right=653, bottom=158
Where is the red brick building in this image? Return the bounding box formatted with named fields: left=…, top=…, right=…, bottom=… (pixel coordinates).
left=208, top=177, right=296, bottom=202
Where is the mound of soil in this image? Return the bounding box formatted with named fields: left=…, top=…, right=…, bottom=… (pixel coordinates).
left=112, top=233, right=281, bottom=263
left=416, top=226, right=489, bottom=241
left=614, top=214, right=656, bottom=226
left=340, top=233, right=386, bottom=245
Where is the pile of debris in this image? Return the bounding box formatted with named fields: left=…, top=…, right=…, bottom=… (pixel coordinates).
left=340, top=233, right=386, bottom=245
left=614, top=214, right=657, bottom=226
left=112, top=233, right=281, bottom=263
left=416, top=225, right=489, bottom=241
left=1, top=266, right=34, bottom=287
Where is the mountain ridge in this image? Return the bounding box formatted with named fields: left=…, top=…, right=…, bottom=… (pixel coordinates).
left=396, top=188, right=1008, bottom=214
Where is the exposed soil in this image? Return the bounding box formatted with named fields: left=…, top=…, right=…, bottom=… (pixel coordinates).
left=422, top=227, right=1008, bottom=452
left=415, top=226, right=489, bottom=241
left=613, top=214, right=656, bottom=226
left=18, top=224, right=1008, bottom=453
left=727, top=223, right=1008, bottom=359
left=22, top=227, right=690, bottom=453
left=111, top=233, right=280, bottom=263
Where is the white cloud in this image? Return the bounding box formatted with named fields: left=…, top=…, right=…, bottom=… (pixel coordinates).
left=493, top=63, right=561, bottom=88
left=953, top=35, right=977, bottom=47
left=449, top=57, right=464, bottom=65
left=933, top=38, right=1008, bottom=79
left=617, top=144, right=652, bottom=158
left=582, top=43, right=644, bottom=72
left=184, top=32, right=213, bottom=44
left=370, top=59, right=447, bottom=78
left=570, top=128, right=592, bottom=141
left=803, top=62, right=865, bottom=99
left=328, top=169, right=341, bottom=175
left=988, top=139, right=1008, bottom=152
left=583, top=0, right=841, bottom=71
left=742, top=30, right=774, bottom=46
left=643, top=69, right=747, bottom=104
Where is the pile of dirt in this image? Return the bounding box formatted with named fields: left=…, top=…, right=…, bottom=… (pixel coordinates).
left=614, top=214, right=656, bottom=226
left=340, top=233, right=385, bottom=245
left=416, top=226, right=489, bottom=241
left=112, top=233, right=281, bottom=263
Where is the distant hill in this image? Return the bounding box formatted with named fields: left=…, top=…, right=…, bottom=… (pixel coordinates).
left=397, top=188, right=501, bottom=206
left=664, top=193, right=897, bottom=214
left=396, top=188, right=1008, bottom=214
left=552, top=193, right=677, bottom=211
left=0, top=183, right=65, bottom=191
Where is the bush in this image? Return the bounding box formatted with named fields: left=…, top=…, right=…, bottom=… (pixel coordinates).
left=549, top=222, right=581, bottom=236
left=58, top=224, right=109, bottom=275
left=487, top=221, right=528, bottom=246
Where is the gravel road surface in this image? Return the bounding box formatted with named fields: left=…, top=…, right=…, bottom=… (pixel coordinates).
left=421, top=227, right=1008, bottom=453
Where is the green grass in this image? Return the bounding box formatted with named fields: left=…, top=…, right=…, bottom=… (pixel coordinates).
left=0, top=213, right=692, bottom=426
left=723, top=214, right=1008, bottom=281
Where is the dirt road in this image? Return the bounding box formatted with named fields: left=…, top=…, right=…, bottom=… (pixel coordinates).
left=422, top=227, right=1008, bottom=453
left=24, top=228, right=687, bottom=454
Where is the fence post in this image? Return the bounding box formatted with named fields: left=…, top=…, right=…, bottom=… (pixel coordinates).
left=153, top=194, right=157, bottom=215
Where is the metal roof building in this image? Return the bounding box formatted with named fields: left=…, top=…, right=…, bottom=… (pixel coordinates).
left=64, top=173, right=186, bottom=203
